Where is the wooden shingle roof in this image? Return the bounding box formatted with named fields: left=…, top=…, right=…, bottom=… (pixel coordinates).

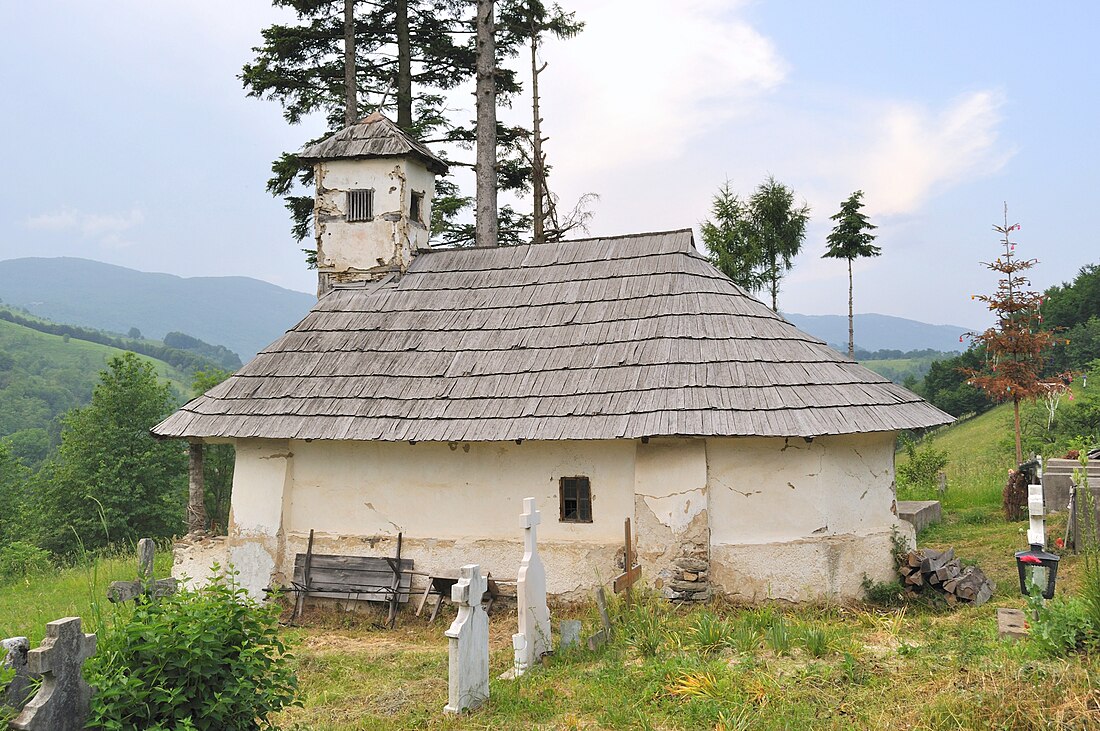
left=298, top=111, right=448, bottom=175
left=153, top=229, right=953, bottom=442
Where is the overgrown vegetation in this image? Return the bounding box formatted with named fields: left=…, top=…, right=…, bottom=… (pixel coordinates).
left=87, top=571, right=299, bottom=730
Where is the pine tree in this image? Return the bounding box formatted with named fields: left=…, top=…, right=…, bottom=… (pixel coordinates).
left=751, top=176, right=810, bottom=312
left=963, top=206, right=1068, bottom=464
left=703, top=181, right=760, bottom=292
left=243, top=0, right=582, bottom=255
left=822, top=190, right=880, bottom=358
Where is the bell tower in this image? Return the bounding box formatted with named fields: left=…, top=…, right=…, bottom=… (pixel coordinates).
left=299, top=111, right=449, bottom=296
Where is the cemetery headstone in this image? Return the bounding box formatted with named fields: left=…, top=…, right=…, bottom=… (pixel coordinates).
left=107, top=538, right=177, bottom=603
left=2, top=637, right=34, bottom=710
left=559, top=620, right=582, bottom=650
left=512, top=497, right=551, bottom=676
left=444, top=564, right=489, bottom=714
left=10, top=618, right=96, bottom=731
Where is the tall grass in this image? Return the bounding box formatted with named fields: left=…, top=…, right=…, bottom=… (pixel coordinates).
left=0, top=544, right=170, bottom=643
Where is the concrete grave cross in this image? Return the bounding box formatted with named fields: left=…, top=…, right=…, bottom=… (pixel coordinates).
left=107, top=538, right=177, bottom=604
left=444, top=564, right=490, bottom=714
left=11, top=618, right=97, bottom=731
left=512, top=497, right=551, bottom=676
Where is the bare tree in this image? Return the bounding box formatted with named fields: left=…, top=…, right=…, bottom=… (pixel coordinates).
left=475, top=0, right=499, bottom=247
left=343, top=0, right=357, bottom=126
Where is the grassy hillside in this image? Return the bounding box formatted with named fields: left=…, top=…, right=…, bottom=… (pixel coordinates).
left=0, top=318, right=190, bottom=461
left=860, top=356, right=940, bottom=385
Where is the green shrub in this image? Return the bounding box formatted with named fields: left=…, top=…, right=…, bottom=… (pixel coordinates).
left=86, top=569, right=298, bottom=730
left=0, top=541, right=52, bottom=584
left=861, top=576, right=905, bottom=607
left=1027, top=591, right=1095, bottom=656
left=896, top=436, right=948, bottom=498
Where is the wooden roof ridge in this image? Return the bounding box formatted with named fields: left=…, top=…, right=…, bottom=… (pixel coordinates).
left=298, top=111, right=448, bottom=174
left=152, top=228, right=954, bottom=442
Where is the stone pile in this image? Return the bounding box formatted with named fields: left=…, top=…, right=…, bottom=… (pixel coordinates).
left=668, top=556, right=711, bottom=602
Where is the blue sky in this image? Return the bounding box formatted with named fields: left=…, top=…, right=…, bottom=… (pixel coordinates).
left=1, top=1, right=1097, bottom=331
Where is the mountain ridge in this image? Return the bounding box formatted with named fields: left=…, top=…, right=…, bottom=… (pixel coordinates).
left=0, top=257, right=314, bottom=359
left=0, top=256, right=973, bottom=359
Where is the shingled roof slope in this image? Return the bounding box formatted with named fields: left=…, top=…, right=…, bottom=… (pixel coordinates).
left=298, top=111, right=448, bottom=174
left=154, top=229, right=953, bottom=442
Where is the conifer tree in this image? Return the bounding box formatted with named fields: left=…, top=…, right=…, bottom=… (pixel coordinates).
left=964, top=206, right=1069, bottom=464
left=823, top=190, right=880, bottom=358
left=703, top=181, right=759, bottom=292
left=752, top=176, right=810, bottom=312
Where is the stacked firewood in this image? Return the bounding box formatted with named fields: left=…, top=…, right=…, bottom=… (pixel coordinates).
left=897, top=547, right=995, bottom=606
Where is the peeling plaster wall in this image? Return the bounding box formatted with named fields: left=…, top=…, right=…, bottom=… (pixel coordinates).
left=281, top=439, right=635, bottom=597
left=633, top=439, right=710, bottom=598
left=221, top=439, right=294, bottom=597
left=706, top=433, right=912, bottom=601
left=314, top=158, right=433, bottom=280
left=191, top=431, right=912, bottom=603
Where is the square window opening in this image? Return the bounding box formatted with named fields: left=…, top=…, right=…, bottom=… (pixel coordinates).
left=559, top=476, right=592, bottom=523
left=347, top=189, right=374, bottom=222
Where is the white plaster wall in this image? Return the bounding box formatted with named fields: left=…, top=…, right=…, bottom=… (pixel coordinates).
left=222, top=439, right=294, bottom=597
left=708, top=433, right=899, bottom=544
left=282, top=439, right=636, bottom=596
left=706, top=433, right=910, bottom=601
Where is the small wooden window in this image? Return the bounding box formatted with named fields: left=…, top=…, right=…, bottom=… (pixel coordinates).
left=410, top=191, right=424, bottom=222
left=559, top=476, right=592, bottom=523
left=347, top=189, right=374, bottom=222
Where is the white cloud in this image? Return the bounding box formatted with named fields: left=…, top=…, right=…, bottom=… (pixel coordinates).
left=25, top=207, right=144, bottom=248
left=857, top=90, right=1013, bottom=216
left=531, top=0, right=787, bottom=178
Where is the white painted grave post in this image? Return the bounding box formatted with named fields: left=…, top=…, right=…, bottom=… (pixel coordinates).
left=512, top=497, right=551, bottom=676
left=444, top=564, right=489, bottom=714
left=1027, top=483, right=1050, bottom=591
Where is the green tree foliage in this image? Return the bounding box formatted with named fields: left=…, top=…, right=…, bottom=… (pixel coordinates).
left=243, top=0, right=581, bottom=252
left=32, top=353, right=186, bottom=556
left=751, top=177, right=810, bottom=312
left=0, top=442, right=29, bottom=546
left=704, top=177, right=810, bottom=311
left=87, top=571, right=298, bottom=730
left=822, top=190, right=880, bottom=358
left=918, top=348, right=995, bottom=418
left=701, top=181, right=757, bottom=292
left=192, top=370, right=236, bottom=534
left=164, top=332, right=242, bottom=370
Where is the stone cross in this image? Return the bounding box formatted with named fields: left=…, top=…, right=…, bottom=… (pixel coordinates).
left=512, top=497, right=551, bottom=676
left=443, top=564, right=489, bottom=714
left=2, top=636, right=34, bottom=710
left=11, top=618, right=97, bottom=731
left=107, top=538, right=177, bottom=603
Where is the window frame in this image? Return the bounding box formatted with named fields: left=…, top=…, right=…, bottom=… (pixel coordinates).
left=346, top=189, right=375, bottom=222
left=559, top=476, right=593, bottom=523
left=410, top=191, right=425, bottom=223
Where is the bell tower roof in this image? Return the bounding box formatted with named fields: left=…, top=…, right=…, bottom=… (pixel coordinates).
left=299, top=111, right=449, bottom=175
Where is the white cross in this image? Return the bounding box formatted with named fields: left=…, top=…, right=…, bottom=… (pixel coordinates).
left=519, top=497, right=541, bottom=554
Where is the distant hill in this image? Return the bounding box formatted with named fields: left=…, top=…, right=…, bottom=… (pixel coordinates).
left=0, top=317, right=192, bottom=465
left=0, top=257, right=315, bottom=359
left=783, top=312, right=971, bottom=354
